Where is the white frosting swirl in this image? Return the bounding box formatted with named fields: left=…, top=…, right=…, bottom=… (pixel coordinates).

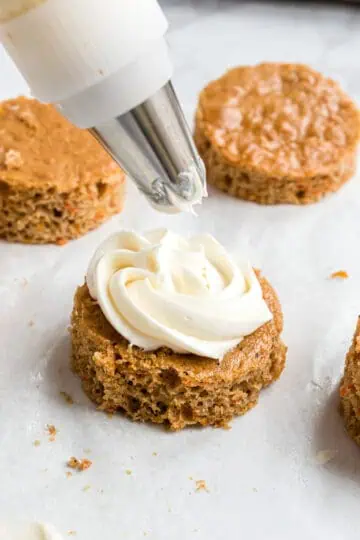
left=86, top=229, right=272, bottom=360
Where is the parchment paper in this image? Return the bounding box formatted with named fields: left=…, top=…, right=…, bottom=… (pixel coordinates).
left=1, top=3, right=360, bottom=539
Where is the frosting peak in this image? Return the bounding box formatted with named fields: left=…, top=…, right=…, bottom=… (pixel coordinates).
left=87, top=229, right=272, bottom=360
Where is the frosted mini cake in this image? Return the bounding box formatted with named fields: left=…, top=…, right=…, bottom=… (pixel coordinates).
left=71, top=229, right=286, bottom=430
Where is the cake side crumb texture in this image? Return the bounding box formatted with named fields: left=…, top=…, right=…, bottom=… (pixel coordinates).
left=340, top=317, right=360, bottom=446
left=0, top=97, right=125, bottom=244
left=70, top=273, right=286, bottom=430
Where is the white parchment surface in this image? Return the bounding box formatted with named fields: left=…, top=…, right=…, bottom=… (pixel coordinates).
left=1, top=2, right=360, bottom=539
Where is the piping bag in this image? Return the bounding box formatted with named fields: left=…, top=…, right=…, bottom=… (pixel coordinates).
left=0, top=0, right=207, bottom=213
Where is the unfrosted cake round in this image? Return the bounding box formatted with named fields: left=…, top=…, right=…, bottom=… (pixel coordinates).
left=195, top=63, right=360, bottom=205
left=71, top=229, right=286, bottom=430
left=0, top=97, right=125, bottom=244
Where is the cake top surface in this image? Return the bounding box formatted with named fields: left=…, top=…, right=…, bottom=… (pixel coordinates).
left=197, top=63, right=360, bottom=178
left=0, top=96, right=120, bottom=192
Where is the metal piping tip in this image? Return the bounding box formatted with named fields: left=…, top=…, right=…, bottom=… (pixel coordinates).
left=91, top=82, right=207, bottom=213
left=147, top=160, right=207, bottom=214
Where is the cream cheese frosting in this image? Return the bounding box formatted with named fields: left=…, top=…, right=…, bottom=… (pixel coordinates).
left=150, top=162, right=208, bottom=215
left=86, top=229, right=272, bottom=360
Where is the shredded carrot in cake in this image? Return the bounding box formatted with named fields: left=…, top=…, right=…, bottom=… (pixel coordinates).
left=340, top=383, right=354, bottom=397
left=56, top=238, right=68, bottom=246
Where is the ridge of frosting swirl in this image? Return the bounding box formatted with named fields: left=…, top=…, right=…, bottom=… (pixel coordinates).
left=86, top=229, right=272, bottom=360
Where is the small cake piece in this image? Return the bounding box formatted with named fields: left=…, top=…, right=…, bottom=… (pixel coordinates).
left=71, top=229, right=286, bottom=430
left=195, top=63, right=360, bottom=205
left=340, top=318, right=360, bottom=446
left=0, top=97, right=125, bottom=244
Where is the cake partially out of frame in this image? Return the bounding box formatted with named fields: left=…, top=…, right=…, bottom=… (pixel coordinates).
left=340, top=318, right=360, bottom=446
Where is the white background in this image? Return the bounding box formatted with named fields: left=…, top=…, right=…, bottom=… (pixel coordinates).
left=1, top=1, right=360, bottom=538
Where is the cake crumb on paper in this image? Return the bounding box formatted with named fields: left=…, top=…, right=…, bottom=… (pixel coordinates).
left=67, top=532, right=76, bottom=537
left=125, top=469, right=132, bottom=476
left=66, top=472, right=73, bottom=479
left=82, top=484, right=91, bottom=492
left=33, top=440, right=41, bottom=447
left=195, top=480, right=209, bottom=493
left=330, top=270, right=349, bottom=280
left=46, top=424, right=58, bottom=442
left=315, top=449, right=337, bottom=465
left=60, top=391, right=74, bottom=405
left=152, top=452, right=158, bottom=456
left=67, top=457, right=92, bottom=472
